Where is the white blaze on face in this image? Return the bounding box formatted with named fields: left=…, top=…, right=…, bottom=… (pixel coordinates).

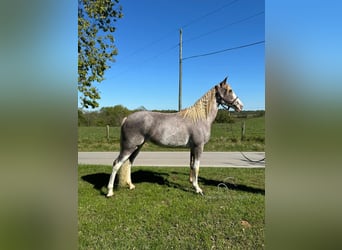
left=231, top=91, right=243, bottom=111
left=236, top=98, right=243, bottom=111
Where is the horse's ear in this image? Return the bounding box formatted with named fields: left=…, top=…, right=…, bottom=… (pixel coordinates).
left=220, top=77, right=227, bottom=86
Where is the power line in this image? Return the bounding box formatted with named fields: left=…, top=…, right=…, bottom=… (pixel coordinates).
left=111, top=1, right=262, bottom=78
left=182, top=0, right=240, bottom=29
left=121, top=9, right=264, bottom=68
left=123, top=29, right=177, bottom=59
left=182, top=40, right=264, bottom=61
left=108, top=44, right=179, bottom=79
left=121, top=0, right=241, bottom=61
left=183, top=11, right=264, bottom=44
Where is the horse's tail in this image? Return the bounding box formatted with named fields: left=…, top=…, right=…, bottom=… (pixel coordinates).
left=121, top=117, right=127, bottom=126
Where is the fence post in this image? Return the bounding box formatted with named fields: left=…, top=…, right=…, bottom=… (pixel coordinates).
left=241, top=121, right=246, bottom=141
left=106, top=125, right=110, bottom=140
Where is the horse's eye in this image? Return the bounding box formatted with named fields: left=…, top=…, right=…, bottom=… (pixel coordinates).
left=229, top=89, right=233, bottom=93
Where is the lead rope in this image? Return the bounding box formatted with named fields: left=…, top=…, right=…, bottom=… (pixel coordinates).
left=223, top=107, right=265, bottom=163
left=240, top=151, right=265, bottom=163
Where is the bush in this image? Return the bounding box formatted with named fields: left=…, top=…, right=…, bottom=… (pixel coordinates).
left=215, top=109, right=235, bottom=123
left=78, top=105, right=132, bottom=126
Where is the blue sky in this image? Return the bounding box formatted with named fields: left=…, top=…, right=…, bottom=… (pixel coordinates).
left=80, top=0, right=265, bottom=111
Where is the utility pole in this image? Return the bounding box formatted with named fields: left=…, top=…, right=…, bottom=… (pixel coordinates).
left=178, top=28, right=183, bottom=111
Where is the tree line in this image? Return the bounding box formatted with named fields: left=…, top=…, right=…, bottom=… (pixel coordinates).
left=78, top=105, right=265, bottom=126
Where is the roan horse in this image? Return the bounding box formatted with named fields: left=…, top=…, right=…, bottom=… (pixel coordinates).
left=107, top=77, right=243, bottom=197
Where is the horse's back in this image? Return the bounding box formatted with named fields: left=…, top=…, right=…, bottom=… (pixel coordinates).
left=121, top=111, right=192, bottom=147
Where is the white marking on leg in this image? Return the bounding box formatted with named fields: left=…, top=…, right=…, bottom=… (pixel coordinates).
left=189, top=152, right=194, bottom=183
left=107, top=155, right=130, bottom=197
left=126, top=161, right=135, bottom=190
left=192, top=160, right=203, bottom=195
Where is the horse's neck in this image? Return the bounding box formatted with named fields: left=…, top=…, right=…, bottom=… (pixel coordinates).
left=206, top=98, right=218, bottom=125
left=179, top=88, right=218, bottom=124
left=197, top=89, right=218, bottom=125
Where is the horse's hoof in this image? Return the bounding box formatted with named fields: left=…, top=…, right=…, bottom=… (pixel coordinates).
left=129, top=184, right=135, bottom=190
left=196, top=189, right=204, bottom=195
left=106, top=191, right=114, bottom=197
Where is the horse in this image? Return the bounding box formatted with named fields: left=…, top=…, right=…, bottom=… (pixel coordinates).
left=106, top=77, right=243, bottom=197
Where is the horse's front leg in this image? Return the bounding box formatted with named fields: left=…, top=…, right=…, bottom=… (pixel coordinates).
left=189, top=150, right=195, bottom=183
left=191, top=159, right=203, bottom=195
left=190, top=145, right=204, bottom=195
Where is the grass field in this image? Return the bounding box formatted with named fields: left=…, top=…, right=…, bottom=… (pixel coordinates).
left=78, top=116, right=264, bottom=152
left=79, top=165, right=265, bottom=249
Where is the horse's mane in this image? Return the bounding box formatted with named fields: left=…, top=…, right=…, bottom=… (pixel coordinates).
left=179, top=87, right=216, bottom=122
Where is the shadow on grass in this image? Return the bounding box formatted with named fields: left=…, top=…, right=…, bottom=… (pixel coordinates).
left=81, top=173, right=108, bottom=190
left=199, top=176, right=265, bottom=195
left=81, top=170, right=188, bottom=194
left=81, top=170, right=264, bottom=195
left=81, top=173, right=109, bottom=195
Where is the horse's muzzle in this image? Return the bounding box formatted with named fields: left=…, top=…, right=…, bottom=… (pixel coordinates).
left=234, top=99, right=243, bottom=112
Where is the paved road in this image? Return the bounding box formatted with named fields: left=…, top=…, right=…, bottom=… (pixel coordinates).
left=78, top=151, right=265, bottom=168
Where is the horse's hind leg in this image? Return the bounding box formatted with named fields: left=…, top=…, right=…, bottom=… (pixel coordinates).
left=118, top=160, right=135, bottom=190
left=106, top=151, right=131, bottom=197
left=124, top=144, right=144, bottom=190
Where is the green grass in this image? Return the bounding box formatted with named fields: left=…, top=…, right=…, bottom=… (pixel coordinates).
left=79, top=165, right=265, bottom=249
left=78, top=116, right=265, bottom=152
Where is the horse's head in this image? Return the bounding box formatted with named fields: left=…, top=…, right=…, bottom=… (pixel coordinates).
left=215, top=77, right=244, bottom=112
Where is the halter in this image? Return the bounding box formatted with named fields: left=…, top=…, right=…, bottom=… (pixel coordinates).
left=217, top=95, right=239, bottom=111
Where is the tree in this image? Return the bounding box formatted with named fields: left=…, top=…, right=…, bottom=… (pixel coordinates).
left=78, top=109, right=87, bottom=126
left=99, top=105, right=131, bottom=126
left=78, top=0, right=123, bottom=108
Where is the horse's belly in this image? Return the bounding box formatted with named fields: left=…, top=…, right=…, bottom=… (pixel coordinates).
left=160, top=134, right=189, bottom=147
left=150, top=128, right=190, bottom=147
